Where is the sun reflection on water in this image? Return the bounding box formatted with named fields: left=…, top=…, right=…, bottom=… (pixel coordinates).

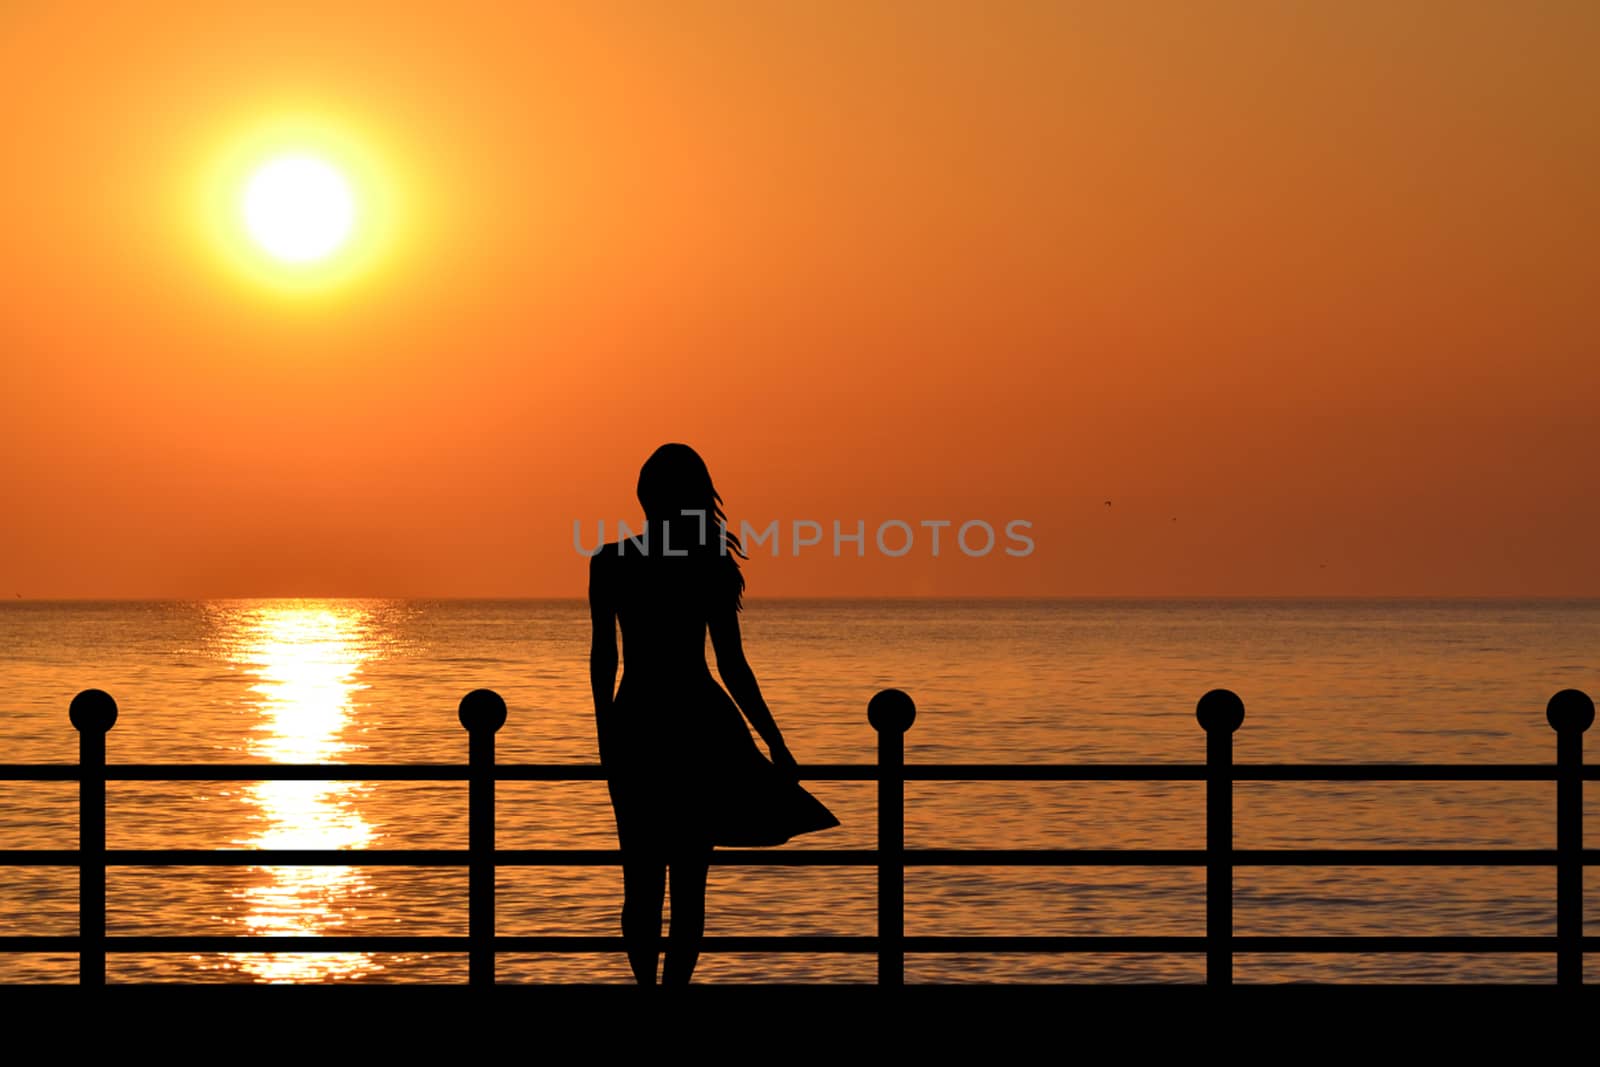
left=216, top=602, right=379, bottom=982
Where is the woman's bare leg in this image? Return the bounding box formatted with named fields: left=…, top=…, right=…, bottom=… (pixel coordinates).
left=661, top=844, right=713, bottom=985
left=620, top=850, right=666, bottom=985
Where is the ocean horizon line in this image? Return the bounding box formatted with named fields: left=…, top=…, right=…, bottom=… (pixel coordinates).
left=5, top=594, right=1600, bottom=605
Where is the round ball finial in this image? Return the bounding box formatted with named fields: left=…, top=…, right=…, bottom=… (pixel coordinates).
left=1546, top=689, right=1595, bottom=734
left=867, top=688, right=916, bottom=734
left=1196, top=688, right=1245, bottom=733
left=458, top=688, right=508, bottom=734
left=69, top=689, right=118, bottom=733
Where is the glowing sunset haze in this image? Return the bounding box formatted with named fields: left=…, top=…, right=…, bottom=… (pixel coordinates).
left=2, top=3, right=1596, bottom=598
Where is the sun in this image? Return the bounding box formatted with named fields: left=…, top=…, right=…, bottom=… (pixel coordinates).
left=241, top=155, right=356, bottom=264
left=196, top=110, right=411, bottom=295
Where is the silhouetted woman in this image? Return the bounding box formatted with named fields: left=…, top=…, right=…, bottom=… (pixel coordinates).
left=589, top=443, right=839, bottom=985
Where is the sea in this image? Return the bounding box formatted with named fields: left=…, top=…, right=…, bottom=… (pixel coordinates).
left=1, top=598, right=1597, bottom=984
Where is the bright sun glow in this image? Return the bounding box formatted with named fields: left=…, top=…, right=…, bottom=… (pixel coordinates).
left=241, top=155, right=356, bottom=264
left=197, top=110, right=412, bottom=296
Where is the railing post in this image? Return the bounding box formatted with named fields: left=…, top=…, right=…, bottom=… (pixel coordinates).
left=69, top=689, right=117, bottom=988
left=460, top=688, right=507, bottom=987
left=1548, top=688, right=1593, bottom=987
left=1197, top=688, right=1244, bottom=987
left=868, top=688, right=916, bottom=988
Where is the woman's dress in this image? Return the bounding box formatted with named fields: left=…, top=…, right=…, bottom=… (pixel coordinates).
left=595, top=542, right=839, bottom=850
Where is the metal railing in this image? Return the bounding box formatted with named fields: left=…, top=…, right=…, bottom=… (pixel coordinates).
left=0, top=685, right=1593, bottom=985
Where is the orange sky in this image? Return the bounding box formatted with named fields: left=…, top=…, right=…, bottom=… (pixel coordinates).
left=2, top=3, right=1596, bottom=598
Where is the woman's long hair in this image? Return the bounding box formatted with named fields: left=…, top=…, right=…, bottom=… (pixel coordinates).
left=636, top=443, right=747, bottom=610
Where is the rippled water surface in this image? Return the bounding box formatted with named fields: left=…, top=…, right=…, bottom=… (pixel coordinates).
left=2, top=598, right=1597, bottom=983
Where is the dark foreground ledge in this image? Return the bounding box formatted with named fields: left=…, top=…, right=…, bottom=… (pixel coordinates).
left=1, top=983, right=1591, bottom=1052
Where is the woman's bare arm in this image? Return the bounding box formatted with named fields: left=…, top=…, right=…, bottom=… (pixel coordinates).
left=588, top=553, right=619, bottom=754
left=709, top=605, right=797, bottom=774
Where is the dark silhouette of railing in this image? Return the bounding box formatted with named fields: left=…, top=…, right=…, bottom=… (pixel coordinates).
left=0, top=686, right=1594, bottom=986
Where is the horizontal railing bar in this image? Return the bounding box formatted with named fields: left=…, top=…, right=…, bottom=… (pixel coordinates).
left=94, top=936, right=879, bottom=954
left=1233, top=849, right=1562, bottom=866
left=494, top=935, right=879, bottom=953
left=1233, top=765, right=1563, bottom=782
left=0, top=849, right=470, bottom=867
left=3, top=848, right=1591, bottom=869
left=0, top=763, right=1190, bottom=783
left=8, top=764, right=475, bottom=782
left=3, top=934, right=1592, bottom=956
left=495, top=849, right=1211, bottom=867
left=906, top=936, right=1565, bottom=953
left=0, top=935, right=878, bottom=954
left=0, top=766, right=81, bottom=781
left=887, top=935, right=1218, bottom=953
left=0, top=936, right=80, bottom=952
left=905, top=765, right=1570, bottom=782
left=1232, top=936, right=1563, bottom=953
left=499, top=765, right=868, bottom=782
left=3, top=762, right=1588, bottom=783
left=0, top=848, right=1194, bottom=868
left=0, top=851, right=86, bottom=866
left=898, top=766, right=1206, bottom=781
left=910, top=849, right=1205, bottom=866
left=0, top=936, right=469, bottom=953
